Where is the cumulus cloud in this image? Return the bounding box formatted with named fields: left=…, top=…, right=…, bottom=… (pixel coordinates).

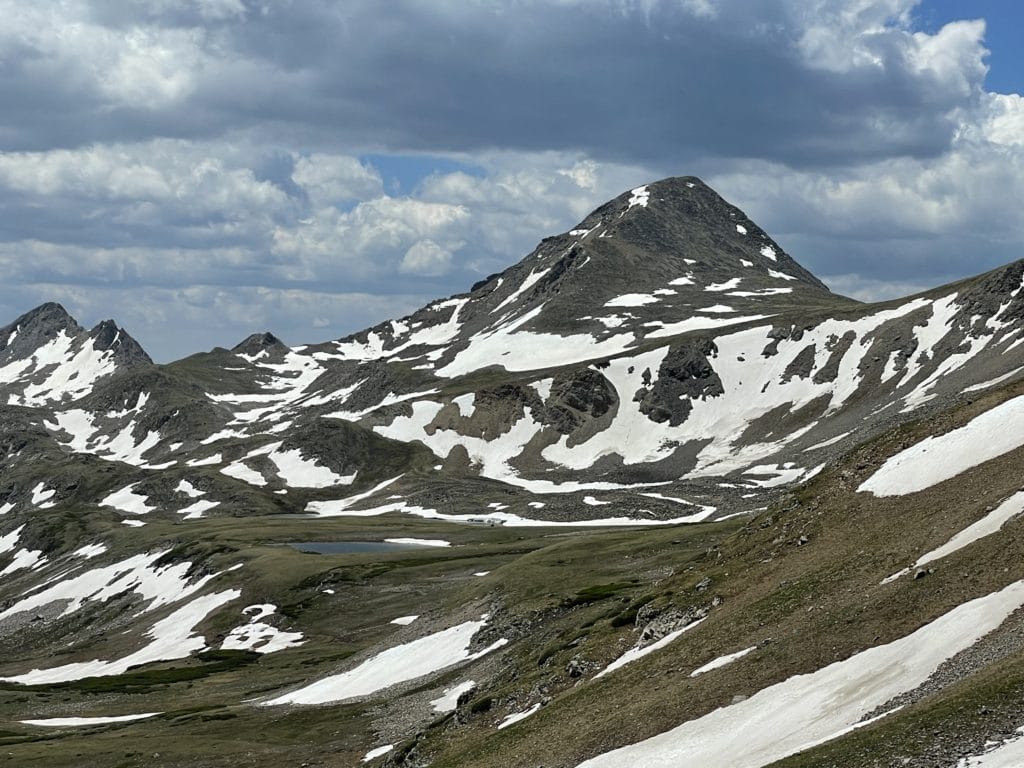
left=705, top=89, right=1024, bottom=282
left=400, top=240, right=454, bottom=276
left=291, top=154, right=383, bottom=205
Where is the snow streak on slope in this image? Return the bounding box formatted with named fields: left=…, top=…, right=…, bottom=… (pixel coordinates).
left=436, top=306, right=636, bottom=379
left=595, top=619, right=705, bottom=680
left=46, top=403, right=171, bottom=470
left=315, top=297, right=469, bottom=365
left=859, top=396, right=1024, bottom=496
left=958, top=730, right=1024, bottom=767
left=577, top=580, right=1024, bottom=768
left=0, top=551, right=218, bottom=622
left=689, top=646, right=757, bottom=677
left=264, top=617, right=507, bottom=705
left=373, top=401, right=667, bottom=496
left=2, top=589, right=240, bottom=684
left=208, top=350, right=327, bottom=433
left=498, top=703, right=542, bottom=729
left=644, top=314, right=771, bottom=339
left=20, top=713, right=160, bottom=727
left=917, top=492, right=1024, bottom=567
left=883, top=491, right=1024, bottom=583
left=540, top=299, right=935, bottom=476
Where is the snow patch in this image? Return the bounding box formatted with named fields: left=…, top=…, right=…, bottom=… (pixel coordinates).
left=859, top=396, right=1024, bottom=496
left=431, top=680, right=476, bottom=713
left=577, top=580, right=1024, bottom=768
left=384, top=538, right=451, bottom=547
left=221, top=604, right=304, bottom=654
left=100, top=484, right=155, bottom=515
left=264, top=617, right=507, bottom=705
left=596, top=619, right=705, bottom=679
left=627, top=185, right=650, bottom=208
left=20, top=713, right=160, bottom=727
left=605, top=293, right=659, bottom=308
left=689, top=645, right=757, bottom=677
left=498, top=703, right=542, bottom=729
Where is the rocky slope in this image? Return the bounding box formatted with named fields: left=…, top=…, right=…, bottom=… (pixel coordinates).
left=2, top=177, right=1024, bottom=767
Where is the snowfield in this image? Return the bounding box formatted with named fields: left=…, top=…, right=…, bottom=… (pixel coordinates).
left=2, top=589, right=240, bottom=684
left=859, top=395, right=1024, bottom=496
left=958, top=730, right=1024, bottom=767
left=576, top=579, right=1024, bottom=768
left=264, top=617, right=508, bottom=706
left=20, top=713, right=160, bottom=727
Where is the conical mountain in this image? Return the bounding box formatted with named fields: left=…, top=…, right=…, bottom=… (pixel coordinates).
left=310, top=176, right=854, bottom=380
left=469, top=175, right=842, bottom=329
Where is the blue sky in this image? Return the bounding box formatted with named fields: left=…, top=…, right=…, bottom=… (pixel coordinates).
left=0, top=0, right=1022, bottom=361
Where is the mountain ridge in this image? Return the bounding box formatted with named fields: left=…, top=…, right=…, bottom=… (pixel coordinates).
left=4, top=178, right=1024, bottom=767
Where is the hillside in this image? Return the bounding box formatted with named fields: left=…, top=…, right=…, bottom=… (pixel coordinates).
left=2, top=177, right=1024, bottom=767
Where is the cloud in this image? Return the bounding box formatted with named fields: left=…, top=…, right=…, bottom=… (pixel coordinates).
left=400, top=240, right=454, bottom=276
left=291, top=154, right=383, bottom=205
left=0, top=0, right=993, bottom=167
left=0, top=0, right=1019, bottom=361
left=705, top=89, right=1024, bottom=282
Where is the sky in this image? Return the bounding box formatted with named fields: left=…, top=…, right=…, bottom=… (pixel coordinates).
left=1, top=0, right=1022, bottom=361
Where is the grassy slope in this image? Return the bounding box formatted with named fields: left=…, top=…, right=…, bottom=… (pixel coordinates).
left=3, top=383, right=1024, bottom=766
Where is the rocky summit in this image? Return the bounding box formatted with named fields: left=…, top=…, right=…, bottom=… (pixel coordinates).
left=3, top=178, right=1024, bottom=767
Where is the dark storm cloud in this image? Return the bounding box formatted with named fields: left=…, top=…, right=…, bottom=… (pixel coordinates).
left=0, top=1, right=983, bottom=167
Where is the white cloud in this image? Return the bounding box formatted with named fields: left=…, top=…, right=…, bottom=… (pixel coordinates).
left=0, top=140, right=287, bottom=211
left=0, top=2, right=211, bottom=110
left=193, top=0, right=248, bottom=20
left=978, top=93, right=1024, bottom=147
left=100, top=27, right=204, bottom=107
left=400, top=239, right=454, bottom=276
left=907, top=20, right=988, bottom=97
left=818, top=273, right=932, bottom=303
left=271, top=197, right=471, bottom=281
left=291, top=154, right=383, bottom=205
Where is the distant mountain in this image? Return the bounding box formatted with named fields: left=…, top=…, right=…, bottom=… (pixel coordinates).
left=0, top=302, right=150, bottom=406
left=3, top=178, right=1024, bottom=767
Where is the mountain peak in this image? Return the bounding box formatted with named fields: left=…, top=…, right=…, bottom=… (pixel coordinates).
left=2, top=302, right=81, bottom=343
left=449, top=176, right=850, bottom=347
left=0, top=303, right=151, bottom=405
left=0, top=303, right=83, bottom=363
left=89, top=320, right=153, bottom=366
left=324, top=177, right=856, bottom=379
left=566, top=176, right=829, bottom=293
left=232, top=331, right=288, bottom=358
